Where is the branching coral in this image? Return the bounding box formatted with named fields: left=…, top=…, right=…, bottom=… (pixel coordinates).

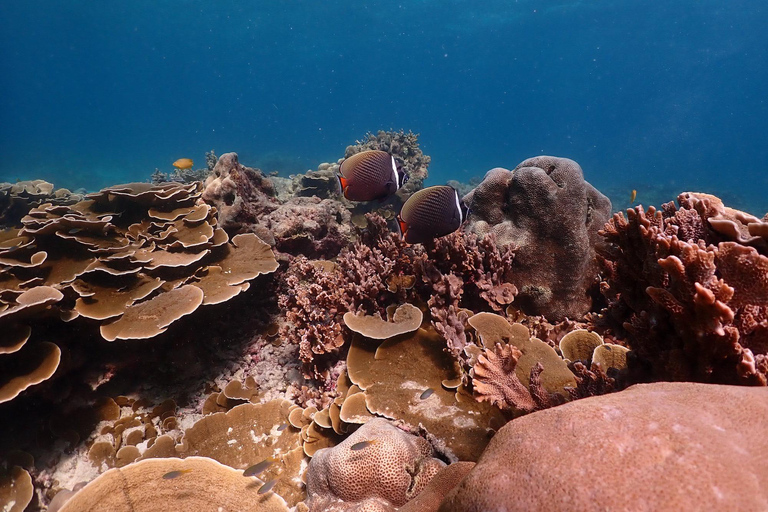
left=278, top=214, right=517, bottom=374
left=597, top=192, right=768, bottom=385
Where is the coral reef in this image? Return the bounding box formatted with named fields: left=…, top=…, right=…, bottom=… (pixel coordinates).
left=278, top=215, right=517, bottom=375
left=202, top=152, right=279, bottom=236
left=0, top=180, right=83, bottom=227
left=440, top=382, right=768, bottom=511
left=57, top=456, right=290, bottom=512
left=464, top=157, right=612, bottom=320
left=305, top=418, right=445, bottom=511
left=0, top=181, right=278, bottom=403
left=597, top=192, right=768, bottom=384
left=202, top=153, right=355, bottom=259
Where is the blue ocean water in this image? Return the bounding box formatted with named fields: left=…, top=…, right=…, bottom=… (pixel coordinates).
left=1, top=1, right=766, bottom=213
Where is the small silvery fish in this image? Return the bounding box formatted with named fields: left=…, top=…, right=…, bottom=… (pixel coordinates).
left=258, top=478, right=279, bottom=495
left=243, top=457, right=276, bottom=477
left=350, top=440, right=377, bottom=451
left=420, top=388, right=434, bottom=400
left=337, top=150, right=408, bottom=202
left=276, top=423, right=288, bottom=432
left=398, top=185, right=468, bottom=244
left=162, top=469, right=192, bottom=479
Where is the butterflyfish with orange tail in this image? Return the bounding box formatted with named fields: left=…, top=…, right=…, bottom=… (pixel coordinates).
left=173, top=158, right=194, bottom=170
left=337, top=150, right=408, bottom=201
left=397, top=185, right=468, bottom=244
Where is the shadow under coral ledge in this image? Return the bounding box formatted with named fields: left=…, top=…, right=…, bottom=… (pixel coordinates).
left=0, top=133, right=766, bottom=512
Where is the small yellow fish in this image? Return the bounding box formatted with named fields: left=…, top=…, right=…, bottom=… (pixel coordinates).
left=162, top=469, right=192, bottom=479
left=350, top=440, right=377, bottom=451
left=258, top=478, right=279, bottom=495
left=243, top=457, right=277, bottom=477
left=630, top=189, right=637, bottom=203
left=419, top=388, right=434, bottom=400
left=173, top=158, right=194, bottom=170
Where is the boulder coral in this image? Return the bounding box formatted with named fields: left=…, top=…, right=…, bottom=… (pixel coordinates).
left=597, top=192, right=768, bottom=385
left=463, top=156, right=612, bottom=321
left=305, top=418, right=446, bottom=511
left=439, top=382, right=768, bottom=512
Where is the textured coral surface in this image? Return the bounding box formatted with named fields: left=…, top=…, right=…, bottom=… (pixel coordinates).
left=464, top=156, right=612, bottom=320
left=440, top=382, right=768, bottom=512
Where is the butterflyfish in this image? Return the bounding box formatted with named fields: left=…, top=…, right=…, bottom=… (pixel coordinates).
left=162, top=469, right=193, bottom=479
left=397, top=185, right=468, bottom=244
left=173, top=158, right=194, bottom=170
left=337, top=150, right=408, bottom=201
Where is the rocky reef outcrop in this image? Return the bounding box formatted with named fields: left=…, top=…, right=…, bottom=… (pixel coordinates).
left=464, top=156, right=612, bottom=321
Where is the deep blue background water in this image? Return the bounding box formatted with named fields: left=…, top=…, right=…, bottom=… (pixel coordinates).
left=1, top=1, right=766, bottom=213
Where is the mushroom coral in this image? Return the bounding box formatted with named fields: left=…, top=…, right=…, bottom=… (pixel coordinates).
left=439, top=382, right=768, bottom=512
left=597, top=192, right=768, bottom=385
left=58, top=456, right=289, bottom=512
left=463, top=156, right=612, bottom=321
left=0, top=181, right=278, bottom=403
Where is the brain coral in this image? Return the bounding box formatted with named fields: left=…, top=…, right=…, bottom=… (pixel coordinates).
left=440, top=382, right=768, bottom=512
left=463, top=156, right=612, bottom=320
left=305, top=418, right=445, bottom=511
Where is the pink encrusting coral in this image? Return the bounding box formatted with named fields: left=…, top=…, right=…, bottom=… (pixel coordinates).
left=597, top=192, right=768, bottom=385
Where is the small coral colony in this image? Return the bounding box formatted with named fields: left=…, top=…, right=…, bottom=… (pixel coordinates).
left=1, top=130, right=767, bottom=511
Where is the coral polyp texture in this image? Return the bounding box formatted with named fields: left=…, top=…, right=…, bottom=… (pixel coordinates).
left=597, top=192, right=768, bottom=385
left=0, top=181, right=278, bottom=402
left=463, top=156, right=612, bottom=320
left=305, top=418, right=445, bottom=512
left=440, top=382, right=768, bottom=512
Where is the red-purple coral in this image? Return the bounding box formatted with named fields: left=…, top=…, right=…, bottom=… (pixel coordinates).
left=278, top=214, right=518, bottom=375
left=597, top=193, right=768, bottom=385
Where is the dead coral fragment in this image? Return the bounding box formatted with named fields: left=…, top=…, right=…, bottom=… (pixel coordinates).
left=343, top=303, right=423, bottom=339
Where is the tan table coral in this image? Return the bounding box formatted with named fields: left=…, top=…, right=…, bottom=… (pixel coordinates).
left=440, top=382, right=768, bottom=512
left=58, top=456, right=289, bottom=512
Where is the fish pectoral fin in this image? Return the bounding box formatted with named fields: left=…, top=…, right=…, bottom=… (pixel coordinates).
left=397, top=216, right=409, bottom=238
